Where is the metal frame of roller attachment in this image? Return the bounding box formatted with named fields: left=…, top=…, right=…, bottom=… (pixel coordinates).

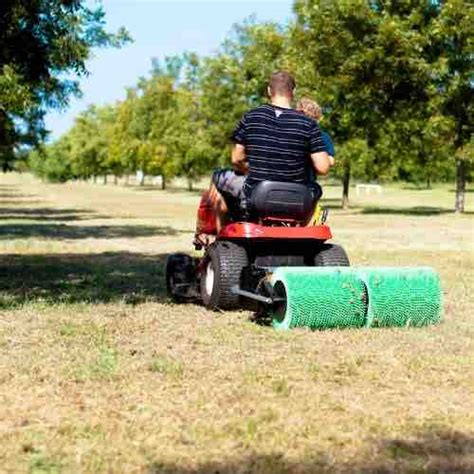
left=231, top=281, right=285, bottom=306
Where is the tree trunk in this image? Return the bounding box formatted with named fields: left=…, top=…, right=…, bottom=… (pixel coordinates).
left=93, top=175, right=97, bottom=184
left=125, top=174, right=129, bottom=185
left=114, top=175, right=118, bottom=185
left=426, top=177, right=431, bottom=189
left=455, top=160, right=466, bottom=213
left=103, top=175, right=107, bottom=185
left=342, top=163, right=350, bottom=209
left=161, top=175, right=166, bottom=190
left=187, top=178, right=193, bottom=191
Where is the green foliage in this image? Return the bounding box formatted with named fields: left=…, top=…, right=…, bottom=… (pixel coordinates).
left=24, top=13, right=307, bottom=185
left=26, top=2, right=472, bottom=211
left=68, top=105, right=115, bottom=179
left=28, top=139, right=73, bottom=183
left=133, top=69, right=177, bottom=180
left=456, top=137, right=474, bottom=165
left=200, top=21, right=289, bottom=164
left=391, top=111, right=455, bottom=185
left=164, top=89, right=213, bottom=187
left=107, top=91, right=140, bottom=177
left=0, top=0, right=131, bottom=166
left=335, top=138, right=375, bottom=182
left=0, top=65, right=34, bottom=114
left=291, top=0, right=472, bottom=205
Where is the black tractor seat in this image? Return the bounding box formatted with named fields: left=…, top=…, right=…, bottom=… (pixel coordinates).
left=249, top=181, right=316, bottom=224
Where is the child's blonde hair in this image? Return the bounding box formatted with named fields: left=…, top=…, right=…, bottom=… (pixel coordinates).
left=296, top=97, right=323, bottom=121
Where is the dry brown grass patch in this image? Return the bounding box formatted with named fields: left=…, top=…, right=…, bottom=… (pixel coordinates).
left=0, top=174, right=472, bottom=472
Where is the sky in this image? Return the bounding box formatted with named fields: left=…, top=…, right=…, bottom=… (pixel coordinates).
left=45, top=0, right=294, bottom=140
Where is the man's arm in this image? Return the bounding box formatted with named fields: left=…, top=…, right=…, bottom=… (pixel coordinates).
left=310, top=151, right=331, bottom=176
left=231, top=143, right=248, bottom=174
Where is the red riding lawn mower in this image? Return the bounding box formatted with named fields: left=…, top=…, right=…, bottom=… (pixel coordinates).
left=166, top=181, right=349, bottom=313
left=166, top=181, right=442, bottom=330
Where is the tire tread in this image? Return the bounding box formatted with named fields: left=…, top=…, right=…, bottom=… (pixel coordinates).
left=202, top=241, right=248, bottom=309
left=314, top=243, right=350, bottom=267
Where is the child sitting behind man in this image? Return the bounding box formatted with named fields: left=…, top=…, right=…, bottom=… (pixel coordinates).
left=296, top=97, right=334, bottom=224
left=296, top=98, right=335, bottom=167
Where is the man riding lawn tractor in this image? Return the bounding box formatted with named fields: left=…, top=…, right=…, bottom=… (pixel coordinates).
left=206, top=71, right=332, bottom=235
left=166, top=71, right=443, bottom=331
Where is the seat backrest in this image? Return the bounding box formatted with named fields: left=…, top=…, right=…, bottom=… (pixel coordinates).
left=250, top=181, right=314, bottom=223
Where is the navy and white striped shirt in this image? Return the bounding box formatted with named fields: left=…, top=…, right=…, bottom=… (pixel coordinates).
left=231, top=104, right=327, bottom=195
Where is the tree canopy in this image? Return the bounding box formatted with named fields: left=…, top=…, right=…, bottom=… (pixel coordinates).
left=0, top=0, right=131, bottom=166
left=26, top=0, right=473, bottom=212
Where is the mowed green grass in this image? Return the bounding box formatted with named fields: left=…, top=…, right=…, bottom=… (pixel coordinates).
left=0, top=173, right=473, bottom=473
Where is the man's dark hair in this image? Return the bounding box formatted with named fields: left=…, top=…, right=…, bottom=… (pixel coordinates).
left=268, top=71, right=296, bottom=96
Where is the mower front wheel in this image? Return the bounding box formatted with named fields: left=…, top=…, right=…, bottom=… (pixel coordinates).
left=200, top=241, right=249, bottom=310
left=314, top=243, right=350, bottom=266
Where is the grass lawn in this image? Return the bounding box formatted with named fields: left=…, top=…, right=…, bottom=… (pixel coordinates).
left=0, top=173, right=473, bottom=473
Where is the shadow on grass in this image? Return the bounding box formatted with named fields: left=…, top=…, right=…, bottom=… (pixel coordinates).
left=0, top=192, right=37, bottom=200
left=0, top=199, right=43, bottom=206
left=0, top=207, right=98, bottom=222
left=148, top=429, right=474, bottom=473
left=450, top=188, right=474, bottom=193
left=0, top=183, right=36, bottom=197
left=320, top=202, right=473, bottom=215
left=0, top=252, right=169, bottom=308
left=320, top=198, right=347, bottom=210
left=131, top=185, right=205, bottom=196
left=362, top=206, right=460, bottom=216
left=0, top=223, right=185, bottom=239
left=129, top=185, right=168, bottom=192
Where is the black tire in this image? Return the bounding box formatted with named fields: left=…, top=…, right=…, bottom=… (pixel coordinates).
left=200, top=241, right=249, bottom=310
left=314, top=243, right=350, bottom=266
left=166, top=253, right=195, bottom=301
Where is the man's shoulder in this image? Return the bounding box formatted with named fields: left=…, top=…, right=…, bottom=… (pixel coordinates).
left=246, top=104, right=274, bottom=116
left=246, top=105, right=315, bottom=123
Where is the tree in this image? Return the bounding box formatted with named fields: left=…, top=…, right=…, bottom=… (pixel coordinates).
left=387, top=109, right=455, bottom=187
left=335, top=139, right=375, bottom=208
left=28, top=137, right=73, bottom=182
left=200, top=21, right=289, bottom=165
left=164, top=88, right=215, bottom=190
left=130, top=62, right=179, bottom=188
left=162, top=53, right=218, bottom=189
left=292, top=0, right=472, bottom=211
left=68, top=105, right=112, bottom=181
left=291, top=0, right=439, bottom=207
left=428, top=0, right=473, bottom=212
left=24, top=1, right=471, bottom=206
left=0, top=0, right=131, bottom=166
left=107, top=92, right=140, bottom=184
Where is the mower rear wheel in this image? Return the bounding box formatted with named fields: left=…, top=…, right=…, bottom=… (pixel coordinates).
left=200, top=241, right=249, bottom=310
left=314, top=243, right=350, bottom=266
